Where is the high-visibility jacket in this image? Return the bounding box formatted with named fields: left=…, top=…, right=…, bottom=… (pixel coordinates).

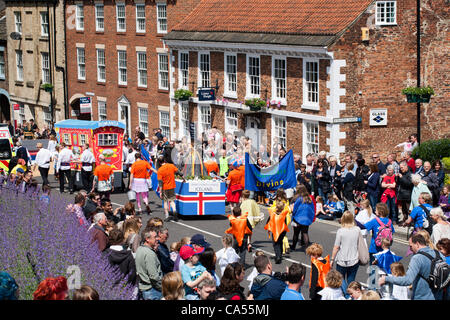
left=225, top=212, right=253, bottom=247
left=309, top=255, right=331, bottom=289
left=264, top=207, right=289, bottom=242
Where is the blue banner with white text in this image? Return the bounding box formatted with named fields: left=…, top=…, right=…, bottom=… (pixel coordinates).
left=244, top=150, right=296, bottom=191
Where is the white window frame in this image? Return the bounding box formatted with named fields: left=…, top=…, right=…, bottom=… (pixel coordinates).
left=158, top=53, right=169, bottom=90
left=272, top=56, right=287, bottom=105
left=138, top=107, right=149, bottom=137
left=156, top=3, right=167, bottom=34
left=246, top=54, right=260, bottom=98
left=44, top=109, right=52, bottom=127
left=225, top=108, right=238, bottom=135
left=137, top=51, right=147, bottom=87
left=77, top=47, right=86, bottom=80
left=136, top=4, right=146, bottom=33
left=40, top=12, right=49, bottom=37
left=198, top=51, right=210, bottom=88
left=375, top=1, right=397, bottom=26
left=116, top=3, right=126, bottom=32
left=117, top=50, right=127, bottom=85
left=302, top=121, right=319, bottom=161
left=95, top=4, right=104, bottom=32
left=198, top=104, right=211, bottom=133
left=302, top=58, right=319, bottom=110
left=63, top=133, right=71, bottom=145
left=41, top=52, right=50, bottom=84
left=16, top=50, right=23, bottom=81
left=76, top=4, right=84, bottom=31
left=98, top=101, right=107, bottom=120
left=271, top=115, right=287, bottom=152
left=178, top=102, right=189, bottom=139
left=0, top=48, right=5, bottom=80
left=178, top=51, right=189, bottom=89
left=14, top=12, right=22, bottom=34
left=159, top=111, right=170, bottom=139
left=224, top=53, right=237, bottom=98
left=96, top=49, right=106, bottom=82
left=98, top=133, right=118, bottom=146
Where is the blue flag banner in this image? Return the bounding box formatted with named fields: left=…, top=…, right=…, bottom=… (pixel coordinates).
left=244, top=149, right=297, bottom=191
left=140, top=144, right=159, bottom=197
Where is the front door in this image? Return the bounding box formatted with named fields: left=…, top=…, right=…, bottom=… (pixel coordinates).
left=118, top=102, right=130, bottom=136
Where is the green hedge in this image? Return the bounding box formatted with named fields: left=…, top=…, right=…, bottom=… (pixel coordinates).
left=412, top=138, right=450, bottom=162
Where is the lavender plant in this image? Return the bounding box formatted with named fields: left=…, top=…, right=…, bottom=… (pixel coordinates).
left=0, top=181, right=136, bottom=300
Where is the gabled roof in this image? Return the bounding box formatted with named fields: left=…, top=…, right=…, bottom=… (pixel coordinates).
left=167, top=0, right=374, bottom=47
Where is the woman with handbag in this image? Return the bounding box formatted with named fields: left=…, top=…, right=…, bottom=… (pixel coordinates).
left=330, top=211, right=361, bottom=298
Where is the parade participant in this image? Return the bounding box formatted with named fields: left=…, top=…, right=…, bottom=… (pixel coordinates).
left=280, top=263, right=306, bottom=300
left=56, top=142, right=74, bottom=194
left=204, top=158, right=219, bottom=176
left=129, top=152, right=156, bottom=215
left=306, top=243, right=331, bottom=300
left=33, top=142, right=52, bottom=186
left=157, top=156, right=185, bottom=222
left=270, top=188, right=291, bottom=254
left=372, top=238, right=402, bottom=275
left=225, top=162, right=244, bottom=211
left=135, top=227, right=163, bottom=300
left=77, top=143, right=96, bottom=192
left=225, top=206, right=253, bottom=263
left=216, top=234, right=240, bottom=276
left=331, top=211, right=361, bottom=297
left=91, top=155, right=114, bottom=200
left=264, top=201, right=289, bottom=264
left=290, top=185, right=315, bottom=252
left=218, top=149, right=230, bottom=178
left=240, top=190, right=263, bottom=251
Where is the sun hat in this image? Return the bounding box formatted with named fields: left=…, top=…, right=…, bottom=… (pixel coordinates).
left=190, top=233, right=211, bottom=248
left=179, top=244, right=204, bottom=260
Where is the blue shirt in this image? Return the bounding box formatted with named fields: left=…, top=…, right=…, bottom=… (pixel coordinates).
left=181, top=263, right=206, bottom=296
left=281, top=288, right=304, bottom=300
left=410, top=203, right=432, bottom=229
left=292, top=197, right=315, bottom=226
left=364, top=217, right=395, bottom=253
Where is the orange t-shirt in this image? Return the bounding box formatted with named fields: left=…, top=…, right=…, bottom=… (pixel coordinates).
left=237, top=166, right=245, bottom=188
left=130, top=160, right=151, bottom=179
left=94, top=164, right=113, bottom=181
left=204, top=161, right=219, bottom=175
left=226, top=169, right=242, bottom=186
left=157, top=163, right=179, bottom=190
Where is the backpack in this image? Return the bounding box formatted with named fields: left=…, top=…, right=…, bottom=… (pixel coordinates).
left=374, top=216, right=393, bottom=247
left=419, top=204, right=435, bottom=235
left=417, top=250, right=450, bottom=291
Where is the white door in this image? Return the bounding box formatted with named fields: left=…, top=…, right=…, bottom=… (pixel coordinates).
left=118, top=102, right=130, bottom=136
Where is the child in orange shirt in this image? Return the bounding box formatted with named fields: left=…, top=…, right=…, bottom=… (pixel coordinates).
left=264, top=201, right=289, bottom=264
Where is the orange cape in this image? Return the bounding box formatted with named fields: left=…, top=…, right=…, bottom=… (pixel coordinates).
left=309, top=255, right=331, bottom=289
left=225, top=212, right=253, bottom=247
left=264, top=208, right=289, bottom=242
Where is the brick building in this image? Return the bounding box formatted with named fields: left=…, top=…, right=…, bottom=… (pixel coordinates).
left=164, top=0, right=449, bottom=161
left=65, top=0, right=202, bottom=137
left=0, top=0, right=10, bottom=123
left=6, top=0, right=66, bottom=130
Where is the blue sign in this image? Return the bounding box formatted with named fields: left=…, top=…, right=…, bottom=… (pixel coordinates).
left=198, top=89, right=215, bottom=101
left=244, top=150, right=297, bottom=191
